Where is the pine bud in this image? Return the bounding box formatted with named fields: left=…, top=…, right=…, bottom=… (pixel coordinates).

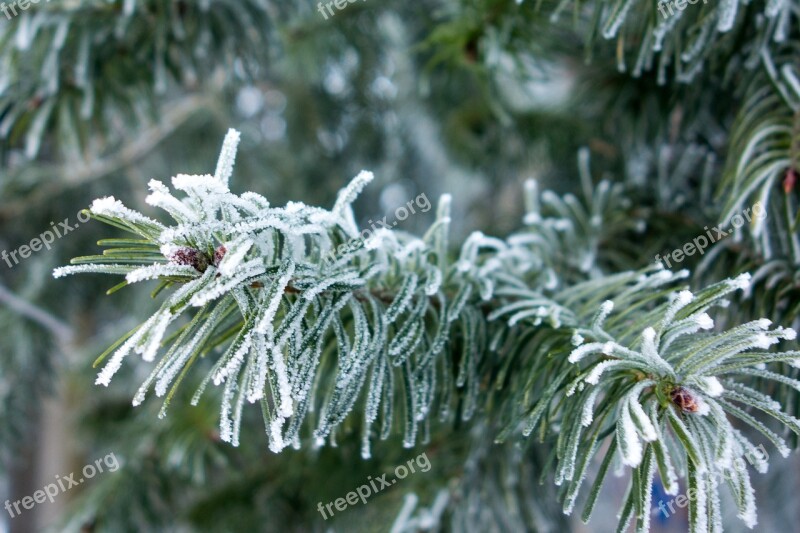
left=784, top=168, right=796, bottom=195
left=213, top=245, right=227, bottom=266
left=168, top=247, right=209, bottom=273
left=670, top=386, right=698, bottom=413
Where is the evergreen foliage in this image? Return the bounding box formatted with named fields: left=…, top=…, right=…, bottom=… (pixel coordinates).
left=55, top=130, right=800, bottom=531
left=2, top=0, right=800, bottom=531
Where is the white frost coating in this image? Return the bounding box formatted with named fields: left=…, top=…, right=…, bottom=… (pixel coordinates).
left=364, top=228, right=394, bottom=250
left=270, top=348, right=294, bottom=417
left=690, top=474, right=709, bottom=532
left=781, top=64, right=800, bottom=98
left=543, top=269, right=558, bottom=290
left=716, top=431, right=734, bottom=471
left=303, top=272, right=362, bottom=301
left=694, top=312, right=715, bottom=330
left=694, top=396, right=711, bottom=416
left=566, top=379, right=581, bottom=397
left=551, top=219, right=572, bottom=231
left=664, top=290, right=693, bottom=325
left=154, top=299, right=229, bottom=398
left=219, top=378, right=237, bottom=442
left=618, top=404, right=644, bottom=467
left=126, top=264, right=197, bottom=284
left=332, top=171, right=374, bottom=215
left=138, top=311, right=172, bottom=362
left=172, top=173, right=229, bottom=194
left=477, top=257, right=502, bottom=278
left=234, top=215, right=325, bottom=236
left=53, top=264, right=131, bottom=278
left=653, top=406, right=679, bottom=494
left=394, top=240, right=427, bottom=262
left=735, top=460, right=759, bottom=528
left=247, top=335, right=270, bottom=402
left=159, top=243, right=179, bottom=258
left=466, top=232, right=506, bottom=252
left=602, top=342, right=615, bottom=355
left=585, top=360, right=622, bottom=384
left=254, top=263, right=295, bottom=334
left=730, top=273, right=752, bottom=291
left=523, top=178, right=538, bottom=215
left=522, top=212, right=542, bottom=225
left=629, top=397, right=657, bottom=441
left=166, top=268, right=215, bottom=306
left=91, top=196, right=166, bottom=229
left=478, top=277, right=490, bottom=302
left=218, top=237, right=254, bottom=277
left=96, top=314, right=159, bottom=386
left=667, top=291, right=694, bottom=316
left=567, top=342, right=606, bottom=363
left=702, top=376, right=724, bottom=397
left=213, top=335, right=252, bottom=385
left=592, top=300, right=614, bottom=329
left=716, top=0, right=738, bottom=32
left=240, top=191, right=270, bottom=210
left=394, top=239, right=426, bottom=260
left=96, top=344, right=133, bottom=387
left=89, top=196, right=124, bottom=214
left=602, top=0, right=635, bottom=39
left=676, top=290, right=693, bottom=306
left=269, top=418, right=286, bottom=453
left=456, top=260, right=472, bottom=273
left=214, top=128, right=241, bottom=185
left=753, top=334, right=779, bottom=349
left=581, top=387, right=602, bottom=426
left=146, top=180, right=196, bottom=222
left=641, top=327, right=659, bottom=356
left=754, top=318, right=772, bottom=329
left=424, top=267, right=442, bottom=296
left=189, top=261, right=265, bottom=306
left=571, top=331, right=585, bottom=346
left=159, top=220, right=228, bottom=244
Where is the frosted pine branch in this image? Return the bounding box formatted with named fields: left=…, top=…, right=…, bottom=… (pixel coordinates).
left=55, top=130, right=800, bottom=532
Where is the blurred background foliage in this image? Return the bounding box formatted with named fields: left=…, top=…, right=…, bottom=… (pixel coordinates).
left=1, top=0, right=799, bottom=531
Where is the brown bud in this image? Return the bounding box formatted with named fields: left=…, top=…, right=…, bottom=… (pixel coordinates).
left=784, top=168, right=797, bottom=195
left=168, top=247, right=209, bottom=273
left=670, top=386, right=698, bottom=413
left=213, top=245, right=227, bottom=266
